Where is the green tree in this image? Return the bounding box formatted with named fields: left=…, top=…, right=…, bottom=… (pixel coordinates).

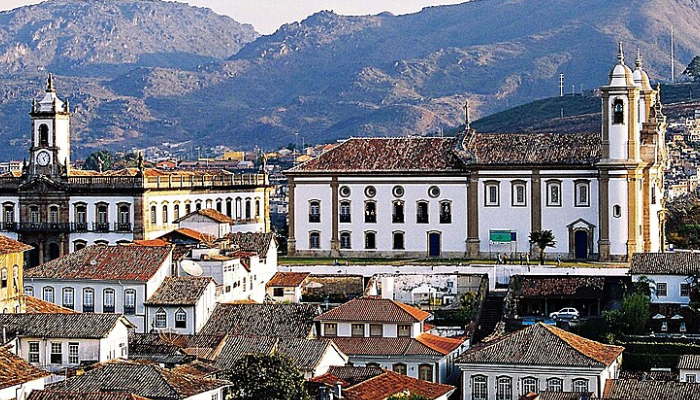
left=684, top=56, right=700, bottom=81
left=386, top=393, right=431, bottom=400
left=224, top=353, right=309, bottom=400
left=528, top=230, right=557, bottom=265
left=83, top=150, right=114, bottom=172
left=603, top=291, right=650, bottom=337
left=456, top=290, right=479, bottom=325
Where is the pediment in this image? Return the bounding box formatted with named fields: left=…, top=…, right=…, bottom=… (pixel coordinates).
left=567, top=218, right=596, bottom=229
left=19, top=175, right=66, bottom=193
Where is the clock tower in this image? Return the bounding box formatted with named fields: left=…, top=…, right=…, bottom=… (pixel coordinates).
left=27, top=74, right=71, bottom=178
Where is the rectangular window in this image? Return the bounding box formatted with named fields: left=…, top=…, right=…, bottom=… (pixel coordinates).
left=512, top=183, right=527, bottom=207
left=681, top=283, right=690, bottom=297
left=472, top=376, right=488, bottom=400
left=309, top=232, right=320, bottom=249
left=324, top=323, right=337, bottom=337
left=575, top=181, right=590, bottom=207
left=485, top=183, right=499, bottom=207
left=416, top=202, right=429, bottom=224
left=50, top=342, right=62, bottom=364
left=340, top=202, right=351, bottom=223
left=392, top=201, right=404, bottom=223
left=68, top=342, right=79, bottom=365
left=340, top=232, right=351, bottom=249
left=364, top=232, right=376, bottom=249
left=687, top=374, right=696, bottom=383
left=124, top=290, right=136, bottom=315
left=273, top=287, right=284, bottom=297
left=103, top=289, right=115, bottom=313
left=28, top=341, right=39, bottom=363
left=83, top=289, right=94, bottom=313
left=309, top=201, right=321, bottom=223
left=62, top=288, right=74, bottom=309
left=398, top=324, right=411, bottom=337
left=547, top=181, right=562, bottom=207
left=369, top=324, right=383, bottom=337
left=656, top=282, right=667, bottom=297
left=392, top=232, right=405, bottom=250
left=364, top=202, right=377, bottom=223
left=351, top=323, right=365, bottom=337
left=175, top=311, right=187, bottom=329
left=43, top=287, right=54, bottom=303
left=439, top=202, right=451, bottom=224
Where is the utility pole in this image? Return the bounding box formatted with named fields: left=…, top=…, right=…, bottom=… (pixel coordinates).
left=559, top=74, right=564, bottom=97
left=671, top=28, right=675, bottom=83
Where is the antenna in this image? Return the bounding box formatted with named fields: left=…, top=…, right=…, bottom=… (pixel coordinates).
left=559, top=74, right=564, bottom=97
left=671, top=28, right=675, bottom=83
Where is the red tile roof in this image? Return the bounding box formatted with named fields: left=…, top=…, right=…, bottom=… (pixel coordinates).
left=457, top=322, right=623, bottom=367
left=24, top=245, right=172, bottom=282
left=0, top=234, right=32, bottom=256
left=415, top=333, right=466, bottom=355
left=311, top=368, right=455, bottom=400
left=0, top=346, right=51, bottom=390
left=289, top=137, right=463, bottom=173
left=23, top=295, right=78, bottom=314
left=267, top=272, right=310, bottom=287
left=175, top=208, right=235, bottom=224
left=315, top=297, right=431, bottom=323
left=513, top=276, right=605, bottom=299
left=145, top=277, right=214, bottom=306
left=331, top=337, right=447, bottom=356
left=131, top=239, right=171, bottom=247
left=171, top=228, right=216, bottom=242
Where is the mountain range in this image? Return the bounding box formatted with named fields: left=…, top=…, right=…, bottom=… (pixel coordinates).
left=1, top=0, right=700, bottom=158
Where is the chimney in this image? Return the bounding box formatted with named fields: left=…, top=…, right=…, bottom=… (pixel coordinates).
left=641, top=372, right=648, bottom=381
left=333, top=382, right=342, bottom=399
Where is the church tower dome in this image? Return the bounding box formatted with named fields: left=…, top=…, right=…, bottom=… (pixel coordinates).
left=608, top=42, right=634, bottom=87
left=632, top=49, right=653, bottom=91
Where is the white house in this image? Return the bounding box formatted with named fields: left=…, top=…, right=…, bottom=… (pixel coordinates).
left=286, top=46, right=667, bottom=262
left=266, top=272, right=310, bottom=302
left=144, top=276, right=216, bottom=334
left=456, top=322, right=624, bottom=400
left=679, top=354, right=700, bottom=383
left=0, top=346, right=50, bottom=400
left=315, top=297, right=468, bottom=383
left=0, top=313, right=133, bottom=373
left=23, top=245, right=173, bottom=332
left=630, top=252, right=699, bottom=305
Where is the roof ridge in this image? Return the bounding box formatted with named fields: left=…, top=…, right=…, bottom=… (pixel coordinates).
left=540, top=323, right=622, bottom=365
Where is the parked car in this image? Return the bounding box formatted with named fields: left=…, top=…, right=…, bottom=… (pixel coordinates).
left=550, top=307, right=579, bottom=320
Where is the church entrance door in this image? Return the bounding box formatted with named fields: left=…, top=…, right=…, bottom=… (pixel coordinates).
left=574, top=231, right=588, bottom=259
left=428, top=233, right=440, bottom=257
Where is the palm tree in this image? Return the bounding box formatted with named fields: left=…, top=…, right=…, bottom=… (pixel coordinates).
left=529, top=230, right=557, bottom=265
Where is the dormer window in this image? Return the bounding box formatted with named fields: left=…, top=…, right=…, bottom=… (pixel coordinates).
left=613, top=99, right=624, bottom=124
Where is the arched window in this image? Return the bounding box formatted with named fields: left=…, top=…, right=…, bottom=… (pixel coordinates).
left=185, top=202, right=192, bottom=215
left=245, top=199, right=252, bottom=219
left=83, top=288, right=95, bottom=312
left=340, top=201, right=351, bottom=223
left=49, top=205, right=59, bottom=224
left=73, top=240, right=87, bottom=252
left=496, top=376, right=512, bottom=400
left=150, top=205, right=157, bottom=225
left=546, top=180, right=562, bottom=207
left=205, top=199, right=213, bottom=209
left=24, top=286, right=34, bottom=297
left=364, top=201, right=376, bottom=223
left=0, top=268, right=6, bottom=288
left=216, top=199, right=222, bottom=213
left=235, top=198, right=241, bottom=218
left=392, top=200, right=404, bottom=223
left=29, top=206, right=40, bottom=224
left=96, top=203, right=108, bottom=224
left=392, top=363, right=407, bottom=375
left=309, top=200, right=321, bottom=223
left=12, top=265, right=19, bottom=289
left=418, top=364, right=433, bottom=382
left=38, top=124, right=49, bottom=146
left=572, top=379, right=589, bottom=393
left=512, top=181, right=527, bottom=207
left=613, top=204, right=622, bottom=218
left=575, top=180, right=590, bottom=207
left=522, top=377, right=538, bottom=395
left=439, top=201, right=451, bottom=224
left=43, top=287, right=54, bottom=303
left=119, top=204, right=130, bottom=228
left=3, top=203, right=14, bottom=225
left=472, top=375, right=488, bottom=400
left=162, top=205, right=169, bottom=224
left=485, top=181, right=500, bottom=207
left=155, top=308, right=167, bottom=328
left=196, top=201, right=202, bottom=211
left=547, top=378, right=563, bottom=392
left=62, top=288, right=74, bottom=309
left=364, top=231, right=376, bottom=249
left=613, top=98, right=624, bottom=124
left=173, top=204, right=180, bottom=221
left=309, top=232, right=320, bottom=249
left=416, top=201, right=429, bottom=224
left=340, top=232, right=351, bottom=249
left=124, top=289, right=136, bottom=315
left=392, top=232, right=405, bottom=250
left=103, top=288, right=115, bottom=313
left=175, top=308, right=187, bottom=329
left=255, top=199, right=261, bottom=218
left=226, top=199, right=232, bottom=217
left=74, top=203, right=87, bottom=229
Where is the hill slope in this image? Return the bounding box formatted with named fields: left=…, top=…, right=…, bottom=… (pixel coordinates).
left=3, top=0, right=700, bottom=157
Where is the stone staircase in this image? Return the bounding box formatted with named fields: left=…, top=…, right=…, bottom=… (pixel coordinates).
left=472, top=290, right=507, bottom=343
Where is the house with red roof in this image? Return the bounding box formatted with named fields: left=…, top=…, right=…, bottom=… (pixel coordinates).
left=24, top=245, right=173, bottom=332
left=457, top=322, right=624, bottom=400
left=266, top=271, right=310, bottom=302
left=314, top=297, right=468, bottom=383
left=0, top=345, right=50, bottom=400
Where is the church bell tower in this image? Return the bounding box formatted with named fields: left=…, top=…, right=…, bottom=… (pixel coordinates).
left=27, top=73, right=71, bottom=178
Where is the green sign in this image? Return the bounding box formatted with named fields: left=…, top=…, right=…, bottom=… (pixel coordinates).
left=490, top=230, right=514, bottom=243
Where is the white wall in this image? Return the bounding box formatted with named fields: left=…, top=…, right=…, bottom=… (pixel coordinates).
left=635, top=274, right=691, bottom=305
left=0, top=376, right=44, bottom=400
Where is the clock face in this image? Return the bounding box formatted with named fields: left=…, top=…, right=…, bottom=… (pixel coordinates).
left=37, top=151, right=51, bottom=166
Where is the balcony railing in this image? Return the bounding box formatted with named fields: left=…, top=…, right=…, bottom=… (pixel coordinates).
left=340, top=214, right=351, bottom=223
left=0, top=222, right=132, bottom=233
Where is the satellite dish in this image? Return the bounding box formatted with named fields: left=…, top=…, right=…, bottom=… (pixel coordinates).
left=181, top=260, right=203, bottom=277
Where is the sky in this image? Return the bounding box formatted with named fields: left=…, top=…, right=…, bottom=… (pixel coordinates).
left=0, top=0, right=467, bottom=34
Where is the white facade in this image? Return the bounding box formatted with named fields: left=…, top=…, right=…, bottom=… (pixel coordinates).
left=267, top=284, right=303, bottom=302
left=634, top=274, right=691, bottom=305
left=145, top=280, right=216, bottom=335
left=680, top=367, right=700, bottom=383
left=0, top=376, right=45, bottom=400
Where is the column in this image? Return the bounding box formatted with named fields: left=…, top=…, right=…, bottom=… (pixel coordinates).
left=330, top=177, right=339, bottom=257
left=287, top=177, right=296, bottom=255
left=466, top=171, right=480, bottom=258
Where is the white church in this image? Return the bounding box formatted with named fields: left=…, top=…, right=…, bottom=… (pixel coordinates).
left=286, top=45, right=667, bottom=262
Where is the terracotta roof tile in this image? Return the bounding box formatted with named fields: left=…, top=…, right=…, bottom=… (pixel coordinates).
left=28, top=392, right=151, bottom=400
left=0, top=346, right=50, bottom=391
left=200, top=303, right=320, bottom=338
left=175, top=208, right=235, bottom=224
left=0, top=234, right=32, bottom=255
left=267, top=272, right=310, bottom=287
left=131, top=239, right=171, bottom=247
left=0, top=313, right=129, bottom=340
left=513, top=276, right=605, bottom=298
left=457, top=322, right=623, bottom=367
left=602, top=379, right=700, bottom=400
left=331, top=337, right=445, bottom=356
left=145, top=277, right=214, bottom=306
left=326, top=368, right=455, bottom=400
left=24, top=245, right=172, bottom=281
left=458, top=131, right=601, bottom=166
left=630, top=252, right=700, bottom=275
left=308, top=366, right=383, bottom=387
left=289, top=137, right=462, bottom=173
left=415, top=333, right=466, bottom=355
left=315, top=297, right=431, bottom=323
left=171, top=360, right=220, bottom=378
left=225, top=232, right=275, bottom=258
left=23, top=295, right=78, bottom=314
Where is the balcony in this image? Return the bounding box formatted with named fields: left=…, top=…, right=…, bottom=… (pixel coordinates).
left=1, top=221, right=133, bottom=234
left=93, top=223, right=110, bottom=233
left=16, top=222, right=72, bottom=233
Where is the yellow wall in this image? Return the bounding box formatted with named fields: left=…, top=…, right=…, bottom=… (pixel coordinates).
left=222, top=151, right=245, bottom=161
left=0, top=252, right=25, bottom=313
